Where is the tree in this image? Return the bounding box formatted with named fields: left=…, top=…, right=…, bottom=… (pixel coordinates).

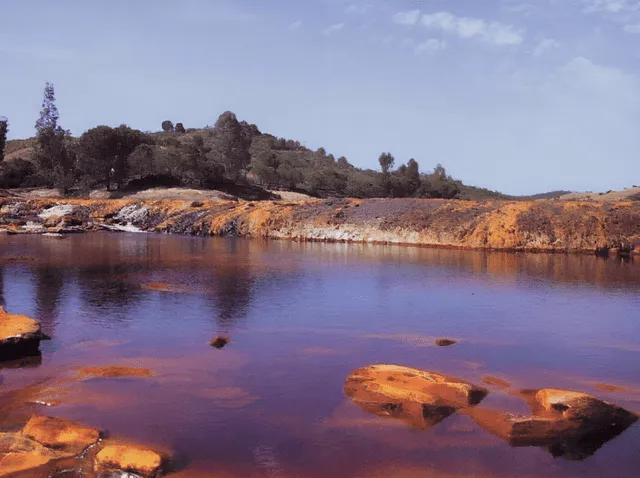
left=0, top=117, right=8, bottom=163
left=113, top=124, right=142, bottom=188
left=378, top=152, right=395, bottom=197
left=378, top=152, right=395, bottom=174
left=77, top=124, right=141, bottom=190
left=212, top=111, right=251, bottom=181
left=174, top=122, right=186, bottom=134
left=32, top=83, right=74, bottom=192
left=161, top=120, right=174, bottom=132
left=404, top=158, right=420, bottom=196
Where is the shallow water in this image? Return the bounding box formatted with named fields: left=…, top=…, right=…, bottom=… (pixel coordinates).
left=1, top=232, right=639, bottom=477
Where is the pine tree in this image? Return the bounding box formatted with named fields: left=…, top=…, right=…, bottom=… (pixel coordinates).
left=0, top=117, right=8, bottom=163
left=33, top=83, right=74, bottom=192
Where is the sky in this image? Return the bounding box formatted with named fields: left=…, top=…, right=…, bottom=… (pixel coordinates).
left=1, top=0, right=639, bottom=195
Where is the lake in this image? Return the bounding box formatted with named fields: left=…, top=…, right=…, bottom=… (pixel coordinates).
left=1, top=232, right=639, bottom=477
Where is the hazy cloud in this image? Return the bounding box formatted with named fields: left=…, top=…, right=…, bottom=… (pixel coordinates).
left=346, top=4, right=373, bottom=15
left=624, top=23, right=640, bottom=32
left=421, top=12, right=524, bottom=45
left=323, top=23, right=345, bottom=35
left=288, top=20, right=302, bottom=30
left=415, top=39, right=446, bottom=55
left=393, top=10, right=421, bottom=26
left=533, top=37, right=559, bottom=56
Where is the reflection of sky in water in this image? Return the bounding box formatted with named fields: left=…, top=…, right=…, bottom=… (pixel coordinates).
left=0, top=233, right=638, bottom=477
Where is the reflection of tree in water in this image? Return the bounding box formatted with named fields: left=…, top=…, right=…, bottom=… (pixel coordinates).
left=76, top=264, right=142, bottom=327
left=33, top=266, right=67, bottom=337
left=209, top=270, right=254, bottom=329
left=0, top=266, right=4, bottom=308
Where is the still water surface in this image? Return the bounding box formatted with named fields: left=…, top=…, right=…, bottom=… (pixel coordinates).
left=0, top=232, right=639, bottom=477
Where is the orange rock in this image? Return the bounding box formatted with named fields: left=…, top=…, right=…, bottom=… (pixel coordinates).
left=0, top=432, right=62, bottom=476
left=344, top=364, right=488, bottom=429
left=468, top=388, right=638, bottom=460
left=94, top=443, right=165, bottom=477
left=76, top=366, right=154, bottom=379
left=0, top=307, right=47, bottom=360
left=22, top=416, right=101, bottom=455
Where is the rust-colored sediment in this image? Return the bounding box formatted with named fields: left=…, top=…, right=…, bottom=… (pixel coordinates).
left=76, top=366, right=154, bottom=379
left=1, top=197, right=639, bottom=252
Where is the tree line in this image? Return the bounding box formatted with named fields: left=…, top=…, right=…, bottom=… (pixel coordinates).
left=0, top=83, right=463, bottom=199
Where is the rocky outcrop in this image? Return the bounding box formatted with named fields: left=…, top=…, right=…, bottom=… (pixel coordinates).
left=0, top=416, right=101, bottom=476
left=0, top=416, right=168, bottom=477
left=1, top=197, right=640, bottom=253
left=0, top=307, right=48, bottom=361
left=344, top=364, right=488, bottom=429
left=468, top=388, right=638, bottom=460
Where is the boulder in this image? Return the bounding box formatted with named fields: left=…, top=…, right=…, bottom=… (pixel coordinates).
left=22, top=415, right=101, bottom=455
left=94, top=443, right=166, bottom=477
left=0, top=307, right=48, bottom=361
left=468, top=388, right=638, bottom=460
left=344, top=364, right=488, bottom=429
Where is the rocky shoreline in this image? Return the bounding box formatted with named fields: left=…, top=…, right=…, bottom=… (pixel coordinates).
left=1, top=197, right=639, bottom=255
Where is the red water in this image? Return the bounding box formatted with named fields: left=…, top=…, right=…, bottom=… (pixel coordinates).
left=1, top=232, right=639, bottom=477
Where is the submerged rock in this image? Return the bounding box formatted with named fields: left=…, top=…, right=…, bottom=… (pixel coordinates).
left=468, top=388, right=638, bottom=460
left=209, top=336, right=231, bottom=349
left=344, top=364, right=488, bottom=429
left=481, top=376, right=511, bottom=389
left=0, top=307, right=48, bottom=361
left=76, top=366, right=154, bottom=380
left=22, top=415, right=101, bottom=455
left=95, top=443, right=166, bottom=477
left=435, top=338, right=457, bottom=347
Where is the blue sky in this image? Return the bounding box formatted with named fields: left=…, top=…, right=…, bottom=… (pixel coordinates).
left=1, top=0, right=639, bottom=195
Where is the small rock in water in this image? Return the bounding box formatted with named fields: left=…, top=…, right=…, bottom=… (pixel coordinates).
left=0, top=307, right=48, bottom=361
left=209, top=336, right=231, bottom=349
left=95, top=443, right=166, bottom=478
left=435, top=338, right=457, bottom=347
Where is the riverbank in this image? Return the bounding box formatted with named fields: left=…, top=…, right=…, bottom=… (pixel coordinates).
left=1, top=197, right=639, bottom=254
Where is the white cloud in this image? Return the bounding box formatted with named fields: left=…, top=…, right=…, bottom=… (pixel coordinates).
left=533, top=37, right=559, bottom=56
left=415, top=39, right=446, bottom=55
left=402, top=38, right=415, bottom=47
left=323, top=23, right=345, bottom=35
left=624, top=23, right=640, bottom=32
left=393, top=10, right=421, bottom=26
left=288, top=20, right=302, bottom=31
left=346, top=4, right=373, bottom=15
left=583, top=0, right=640, bottom=13
left=421, top=11, right=524, bottom=45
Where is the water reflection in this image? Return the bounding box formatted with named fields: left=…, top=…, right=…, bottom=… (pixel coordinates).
left=77, top=264, right=142, bottom=327
left=33, top=266, right=66, bottom=336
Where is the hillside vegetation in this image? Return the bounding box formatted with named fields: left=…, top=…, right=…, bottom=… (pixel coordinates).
left=1, top=83, right=575, bottom=202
